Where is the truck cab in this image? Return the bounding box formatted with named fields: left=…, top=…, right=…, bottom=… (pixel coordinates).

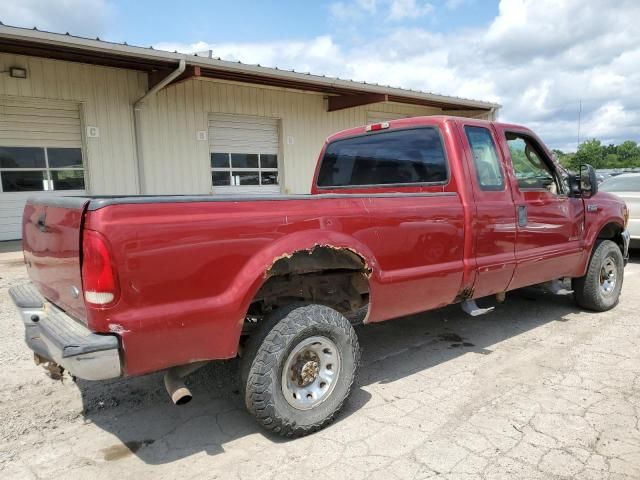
left=312, top=116, right=628, bottom=305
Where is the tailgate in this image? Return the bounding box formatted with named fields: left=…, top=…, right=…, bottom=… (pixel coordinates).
left=22, top=196, right=90, bottom=323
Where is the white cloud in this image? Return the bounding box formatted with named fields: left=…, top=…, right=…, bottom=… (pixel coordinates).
left=388, top=0, right=434, bottom=20
left=0, top=0, right=112, bottom=37
left=3, top=0, right=637, bottom=152
left=156, top=36, right=343, bottom=77
left=357, top=0, right=379, bottom=13
left=330, top=0, right=433, bottom=22
left=445, top=0, right=466, bottom=9
left=222, top=0, right=637, bottom=151
left=330, top=0, right=378, bottom=20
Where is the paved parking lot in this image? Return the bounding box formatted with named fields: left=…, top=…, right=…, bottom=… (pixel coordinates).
left=1, top=241, right=640, bottom=479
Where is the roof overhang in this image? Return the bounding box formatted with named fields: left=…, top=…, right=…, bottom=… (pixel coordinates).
left=0, top=24, right=500, bottom=113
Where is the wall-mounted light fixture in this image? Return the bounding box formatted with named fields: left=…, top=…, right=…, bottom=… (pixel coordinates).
left=9, top=67, right=28, bottom=79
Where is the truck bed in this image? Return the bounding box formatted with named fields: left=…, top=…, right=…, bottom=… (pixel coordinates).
left=23, top=190, right=465, bottom=375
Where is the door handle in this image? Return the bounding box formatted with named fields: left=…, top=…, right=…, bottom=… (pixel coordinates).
left=518, top=205, right=527, bottom=227
left=37, top=212, right=47, bottom=232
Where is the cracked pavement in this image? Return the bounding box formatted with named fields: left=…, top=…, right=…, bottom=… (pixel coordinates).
left=1, top=242, right=639, bottom=479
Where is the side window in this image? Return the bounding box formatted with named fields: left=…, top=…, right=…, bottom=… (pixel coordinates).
left=317, top=128, right=447, bottom=187
left=464, top=126, right=504, bottom=191
left=506, top=133, right=559, bottom=194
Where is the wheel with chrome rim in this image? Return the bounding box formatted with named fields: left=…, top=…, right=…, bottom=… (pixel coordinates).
left=240, top=303, right=360, bottom=437
left=599, top=257, right=617, bottom=295
left=573, top=239, right=624, bottom=311
left=282, top=336, right=341, bottom=410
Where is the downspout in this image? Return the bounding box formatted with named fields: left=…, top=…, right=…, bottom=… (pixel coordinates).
left=133, top=59, right=186, bottom=194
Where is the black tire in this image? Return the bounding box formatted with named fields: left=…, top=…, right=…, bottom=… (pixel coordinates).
left=240, top=303, right=360, bottom=437
left=572, top=240, right=624, bottom=311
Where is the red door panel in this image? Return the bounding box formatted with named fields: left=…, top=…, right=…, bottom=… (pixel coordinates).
left=493, top=126, right=585, bottom=290
left=457, top=121, right=517, bottom=298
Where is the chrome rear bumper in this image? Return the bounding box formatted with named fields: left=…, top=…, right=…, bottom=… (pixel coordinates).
left=9, top=283, right=122, bottom=380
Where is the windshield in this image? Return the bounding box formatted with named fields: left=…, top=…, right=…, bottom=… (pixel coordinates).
left=599, top=175, right=640, bottom=192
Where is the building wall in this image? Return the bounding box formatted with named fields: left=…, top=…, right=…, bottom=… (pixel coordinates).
left=0, top=53, right=145, bottom=195
left=140, top=79, right=444, bottom=194
left=1, top=53, right=486, bottom=197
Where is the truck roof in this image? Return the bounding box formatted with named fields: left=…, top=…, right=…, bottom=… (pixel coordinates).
left=326, top=115, right=529, bottom=143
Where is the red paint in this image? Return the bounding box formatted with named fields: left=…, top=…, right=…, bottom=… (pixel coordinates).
left=22, top=116, right=627, bottom=377
left=22, top=200, right=88, bottom=322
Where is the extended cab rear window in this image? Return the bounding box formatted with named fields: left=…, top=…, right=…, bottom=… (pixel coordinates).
left=317, top=127, right=448, bottom=187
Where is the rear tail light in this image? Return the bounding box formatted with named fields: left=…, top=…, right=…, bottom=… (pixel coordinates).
left=82, top=230, right=119, bottom=306
left=623, top=204, right=629, bottom=229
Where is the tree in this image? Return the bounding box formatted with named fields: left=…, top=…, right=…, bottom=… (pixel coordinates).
left=521, top=139, right=640, bottom=171
left=603, top=144, right=617, bottom=156
left=617, top=140, right=640, bottom=165
left=574, top=139, right=604, bottom=168
left=552, top=149, right=578, bottom=169
left=603, top=153, right=619, bottom=168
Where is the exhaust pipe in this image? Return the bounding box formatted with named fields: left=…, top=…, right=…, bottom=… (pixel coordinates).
left=163, top=361, right=208, bottom=406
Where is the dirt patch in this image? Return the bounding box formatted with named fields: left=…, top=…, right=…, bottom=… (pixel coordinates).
left=102, top=439, right=155, bottom=461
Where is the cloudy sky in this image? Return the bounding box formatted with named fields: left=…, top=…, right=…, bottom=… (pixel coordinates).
left=1, top=0, right=638, bottom=151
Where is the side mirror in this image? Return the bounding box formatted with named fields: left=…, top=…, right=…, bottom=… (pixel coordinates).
left=580, top=164, right=598, bottom=198
left=567, top=173, right=581, bottom=196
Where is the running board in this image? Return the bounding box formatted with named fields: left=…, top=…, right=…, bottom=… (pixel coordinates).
left=461, top=300, right=494, bottom=317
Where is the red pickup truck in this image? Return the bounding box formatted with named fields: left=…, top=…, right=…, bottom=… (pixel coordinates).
left=10, top=116, right=630, bottom=437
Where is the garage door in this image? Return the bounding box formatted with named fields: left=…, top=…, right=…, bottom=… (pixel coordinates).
left=208, top=113, right=281, bottom=194
left=366, top=111, right=411, bottom=125
left=0, top=97, right=86, bottom=241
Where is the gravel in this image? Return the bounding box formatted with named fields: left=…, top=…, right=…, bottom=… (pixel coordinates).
left=1, top=242, right=640, bottom=479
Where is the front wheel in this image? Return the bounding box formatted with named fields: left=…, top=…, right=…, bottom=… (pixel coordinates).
left=240, top=303, right=360, bottom=437
left=572, top=240, right=624, bottom=311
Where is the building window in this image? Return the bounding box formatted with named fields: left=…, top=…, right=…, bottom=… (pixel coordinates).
left=317, top=127, right=448, bottom=188
left=211, top=153, right=279, bottom=187
left=0, top=146, right=85, bottom=192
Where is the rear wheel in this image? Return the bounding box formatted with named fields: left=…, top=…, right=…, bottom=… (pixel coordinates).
left=240, top=303, right=360, bottom=437
left=572, top=240, right=624, bottom=311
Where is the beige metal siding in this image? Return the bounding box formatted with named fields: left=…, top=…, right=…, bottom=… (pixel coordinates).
left=0, top=96, right=82, bottom=147
left=442, top=109, right=495, bottom=120
left=140, top=79, right=443, bottom=194
left=0, top=96, right=87, bottom=240
left=0, top=53, right=145, bottom=195
left=0, top=195, right=29, bottom=240
left=366, top=111, right=411, bottom=124
left=0, top=53, right=485, bottom=201
left=209, top=113, right=279, bottom=154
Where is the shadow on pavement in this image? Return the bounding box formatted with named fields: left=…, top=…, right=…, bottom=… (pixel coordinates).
left=75, top=282, right=590, bottom=464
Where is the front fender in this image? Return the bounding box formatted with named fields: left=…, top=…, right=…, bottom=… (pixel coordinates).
left=579, top=195, right=626, bottom=275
